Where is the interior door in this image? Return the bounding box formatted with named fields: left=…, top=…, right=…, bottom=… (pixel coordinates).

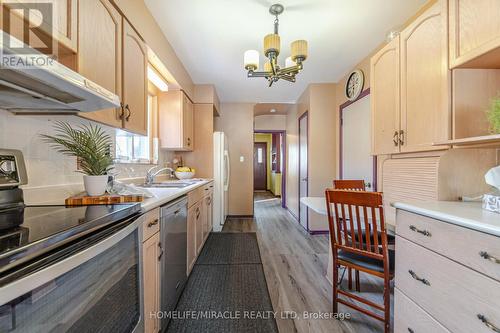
left=253, top=143, right=267, bottom=191
left=342, top=95, right=375, bottom=190
left=299, top=113, right=308, bottom=229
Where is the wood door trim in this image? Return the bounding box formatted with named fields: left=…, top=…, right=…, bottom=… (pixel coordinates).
left=298, top=111, right=309, bottom=230
left=339, top=88, right=377, bottom=191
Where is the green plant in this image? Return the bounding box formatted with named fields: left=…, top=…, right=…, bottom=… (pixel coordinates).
left=487, top=97, right=500, bottom=134
left=41, top=121, right=114, bottom=176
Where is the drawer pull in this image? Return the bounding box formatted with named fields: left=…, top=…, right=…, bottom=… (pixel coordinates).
left=148, top=219, right=159, bottom=228
left=407, top=329, right=415, bottom=333
left=196, top=207, right=201, bottom=219
left=480, top=251, right=500, bottom=264
left=408, top=270, right=430, bottom=286
left=477, top=314, right=500, bottom=333
left=158, top=242, right=164, bottom=261
left=409, top=225, right=431, bottom=237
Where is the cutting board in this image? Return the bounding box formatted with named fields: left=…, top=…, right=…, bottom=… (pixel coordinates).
left=65, top=193, right=144, bottom=206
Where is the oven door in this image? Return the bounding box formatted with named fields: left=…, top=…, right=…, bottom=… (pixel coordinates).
left=0, top=216, right=144, bottom=333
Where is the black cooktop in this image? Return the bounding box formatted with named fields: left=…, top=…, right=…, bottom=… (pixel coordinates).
left=0, top=203, right=141, bottom=274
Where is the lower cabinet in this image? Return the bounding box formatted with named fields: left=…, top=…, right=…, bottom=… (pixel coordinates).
left=187, top=202, right=200, bottom=274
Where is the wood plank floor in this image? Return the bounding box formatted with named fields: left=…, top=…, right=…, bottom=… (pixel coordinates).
left=222, top=192, right=393, bottom=333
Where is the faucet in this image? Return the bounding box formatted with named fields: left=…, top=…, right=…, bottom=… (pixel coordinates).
left=145, top=166, right=175, bottom=185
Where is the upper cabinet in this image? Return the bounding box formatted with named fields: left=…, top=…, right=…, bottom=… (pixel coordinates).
left=400, top=0, right=450, bottom=153
left=122, top=20, right=148, bottom=135
left=449, top=0, right=500, bottom=68
left=159, top=90, right=194, bottom=151
left=371, top=36, right=400, bottom=155
left=77, top=0, right=122, bottom=128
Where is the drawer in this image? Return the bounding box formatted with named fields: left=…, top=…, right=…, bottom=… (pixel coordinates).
left=396, top=209, right=500, bottom=282
left=141, top=208, right=160, bottom=241
left=394, top=288, right=449, bottom=333
left=188, top=182, right=214, bottom=207
left=395, top=236, right=500, bottom=333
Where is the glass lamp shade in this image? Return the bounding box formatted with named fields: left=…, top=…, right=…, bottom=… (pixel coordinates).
left=244, top=50, right=259, bottom=70
left=291, top=40, right=308, bottom=61
left=264, top=34, right=281, bottom=56
left=285, top=57, right=295, bottom=68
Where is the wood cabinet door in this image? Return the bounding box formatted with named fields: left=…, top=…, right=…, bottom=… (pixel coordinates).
left=187, top=204, right=197, bottom=275
left=400, top=0, right=450, bottom=153
left=78, top=0, right=122, bottom=128
left=370, top=36, right=401, bottom=155
left=206, top=193, right=213, bottom=236
left=122, top=19, right=148, bottom=135
left=449, top=0, right=500, bottom=68
left=182, top=94, right=194, bottom=151
left=195, top=202, right=203, bottom=255
left=142, top=232, right=160, bottom=333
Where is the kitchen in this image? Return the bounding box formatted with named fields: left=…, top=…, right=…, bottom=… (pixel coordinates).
left=1, top=0, right=500, bottom=333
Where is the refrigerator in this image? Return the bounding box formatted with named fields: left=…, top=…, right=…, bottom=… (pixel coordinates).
left=213, top=132, right=230, bottom=231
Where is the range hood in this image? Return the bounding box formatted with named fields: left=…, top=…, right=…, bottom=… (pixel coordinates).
left=0, top=36, right=121, bottom=113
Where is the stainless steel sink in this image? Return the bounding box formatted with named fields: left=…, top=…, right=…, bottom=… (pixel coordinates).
left=138, top=180, right=200, bottom=188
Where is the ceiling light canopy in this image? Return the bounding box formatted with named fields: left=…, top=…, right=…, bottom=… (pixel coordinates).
left=243, top=3, right=308, bottom=87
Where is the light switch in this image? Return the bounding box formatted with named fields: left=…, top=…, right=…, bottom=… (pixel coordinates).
left=240, top=156, right=244, bottom=162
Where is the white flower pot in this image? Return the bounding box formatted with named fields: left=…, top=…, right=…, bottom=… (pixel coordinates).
left=83, top=175, right=108, bottom=196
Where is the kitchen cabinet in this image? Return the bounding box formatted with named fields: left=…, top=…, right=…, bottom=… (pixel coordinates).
left=203, top=192, right=213, bottom=242
left=122, top=19, right=148, bottom=135
left=449, top=0, right=500, bottom=68
left=194, top=201, right=203, bottom=255
left=400, top=0, right=450, bottom=153
left=159, top=90, right=194, bottom=151
left=370, top=36, right=400, bottom=155
left=187, top=202, right=199, bottom=274
left=77, top=0, right=122, bottom=128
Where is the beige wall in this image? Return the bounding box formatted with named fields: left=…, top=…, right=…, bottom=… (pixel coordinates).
left=112, top=0, right=194, bottom=99
left=286, top=104, right=300, bottom=218
left=215, top=103, right=255, bottom=216
left=254, top=115, right=287, bottom=131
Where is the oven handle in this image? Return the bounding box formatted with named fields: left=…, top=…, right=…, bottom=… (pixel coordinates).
left=0, top=216, right=141, bottom=305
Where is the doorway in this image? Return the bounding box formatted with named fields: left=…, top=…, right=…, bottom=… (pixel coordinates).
left=298, top=112, right=309, bottom=230
left=253, top=142, right=267, bottom=191
left=340, top=90, right=376, bottom=190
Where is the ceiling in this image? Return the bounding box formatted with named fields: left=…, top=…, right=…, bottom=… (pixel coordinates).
left=254, top=103, right=293, bottom=116
left=145, top=0, right=426, bottom=103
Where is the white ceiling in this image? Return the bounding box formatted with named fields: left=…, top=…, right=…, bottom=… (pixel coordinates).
left=145, top=0, right=426, bottom=103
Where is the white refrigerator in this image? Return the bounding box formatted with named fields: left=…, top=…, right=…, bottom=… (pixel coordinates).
left=213, top=132, right=230, bottom=232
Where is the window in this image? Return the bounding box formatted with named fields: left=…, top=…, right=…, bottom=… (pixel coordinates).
left=115, top=94, right=159, bottom=164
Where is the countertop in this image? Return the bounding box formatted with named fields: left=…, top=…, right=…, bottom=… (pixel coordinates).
left=140, top=179, right=213, bottom=211
left=392, top=201, right=500, bottom=237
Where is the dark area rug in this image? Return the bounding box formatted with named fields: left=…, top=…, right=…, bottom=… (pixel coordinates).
left=166, top=233, right=278, bottom=333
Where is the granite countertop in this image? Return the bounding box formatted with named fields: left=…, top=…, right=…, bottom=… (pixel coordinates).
left=392, top=201, right=500, bottom=237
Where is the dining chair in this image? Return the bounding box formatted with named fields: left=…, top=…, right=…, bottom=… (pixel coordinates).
left=325, top=189, right=394, bottom=333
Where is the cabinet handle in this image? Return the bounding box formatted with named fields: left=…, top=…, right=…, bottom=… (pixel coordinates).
left=148, top=218, right=159, bottom=228
left=393, top=131, right=399, bottom=146
left=478, top=314, right=500, bottom=333
left=399, top=130, right=405, bottom=146
left=207, top=197, right=211, bottom=205
left=408, top=270, right=430, bottom=286
left=409, top=225, right=431, bottom=237
left=125, top=104, right=131, bottom=121
left=196, top=207, right=200, bottom=219
left=407, top=328, right=415, bottom=333
left=479, top=251, right=500, bottom=264
left=158, top=242, right=164, bottom=261
left=119, top=102, right=125, bottom=120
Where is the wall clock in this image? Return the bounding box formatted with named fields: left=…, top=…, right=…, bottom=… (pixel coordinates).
left=345, top=69, right=365, bottom=101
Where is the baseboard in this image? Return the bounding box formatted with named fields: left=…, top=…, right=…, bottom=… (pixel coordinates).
left=226, top=215, right=254, bottom=219
left=309, top=230, right=329, bottom=235
left=285, top=206, right=299, bottom=221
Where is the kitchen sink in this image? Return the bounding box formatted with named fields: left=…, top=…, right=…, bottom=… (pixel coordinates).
left=138, top=179, right=201, bottom=188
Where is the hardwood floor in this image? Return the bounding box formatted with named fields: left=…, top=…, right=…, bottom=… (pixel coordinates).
left=222, top=192, right=392, bottom=333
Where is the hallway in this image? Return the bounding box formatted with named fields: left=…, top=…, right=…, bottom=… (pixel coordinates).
left=223, top=193, right=389, bottom=333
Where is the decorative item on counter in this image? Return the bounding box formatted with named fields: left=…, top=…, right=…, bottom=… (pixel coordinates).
left=482, top=165, right=500, bottom=214
left=40, top=121, right=113, bottom=196
left=175, top=166, right=195, bottom=180
left=486, top=96, right=500, bottom=134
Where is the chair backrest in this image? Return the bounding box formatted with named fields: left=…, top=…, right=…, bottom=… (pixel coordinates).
left=325, top=189, right=388, bottom=261
left=333, top=180, right=365, bottom=191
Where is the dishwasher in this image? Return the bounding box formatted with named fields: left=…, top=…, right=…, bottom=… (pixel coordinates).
left=159, top=196, right=188, bottom=330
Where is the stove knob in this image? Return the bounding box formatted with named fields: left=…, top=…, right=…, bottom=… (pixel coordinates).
left=0, top=160, right=16, bottom=174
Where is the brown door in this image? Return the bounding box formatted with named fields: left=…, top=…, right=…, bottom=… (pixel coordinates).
left=253, top=143, right=267, bottom=191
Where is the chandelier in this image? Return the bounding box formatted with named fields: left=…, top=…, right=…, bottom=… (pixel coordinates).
left=243, top=3, right=308, bottom=87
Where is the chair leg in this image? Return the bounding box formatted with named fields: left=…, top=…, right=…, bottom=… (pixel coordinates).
left=355, top=270, right=360, bottom=292
left=347, top=267, right=352, bottom=290
left=333, top=262, right=339, bottom=313
left=383, top=277, right=391, bottom=333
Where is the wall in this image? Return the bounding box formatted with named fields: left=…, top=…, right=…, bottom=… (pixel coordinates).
left=254, top=115, right=286, bottom=131
left=254, top=133, right=272, bottom=191
left=215, top=103, right=255, bottom=216
left=286, top=104, right=299, bottom=218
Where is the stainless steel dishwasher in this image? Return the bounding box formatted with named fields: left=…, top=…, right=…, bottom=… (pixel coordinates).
left=159, top=195, right=188, bottom=330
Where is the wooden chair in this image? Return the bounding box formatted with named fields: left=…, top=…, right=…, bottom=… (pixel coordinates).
left=325, top=189, right=394, bottom=333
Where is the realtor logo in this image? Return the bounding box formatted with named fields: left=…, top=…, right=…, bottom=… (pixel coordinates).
left=0, top=1, right=57, bottom=68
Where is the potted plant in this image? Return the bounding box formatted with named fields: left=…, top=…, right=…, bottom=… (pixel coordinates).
left=41, top=121, right=114, bottom=196
left=487, top=96, right=500, bottom=134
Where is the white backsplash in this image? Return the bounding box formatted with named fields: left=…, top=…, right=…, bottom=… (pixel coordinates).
left=0, top=109, right=164, bottom=201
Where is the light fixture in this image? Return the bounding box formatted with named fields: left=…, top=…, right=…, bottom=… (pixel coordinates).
left=243, top=3, right=308, bottom=87
left=148, top=66, right=169, bottom=92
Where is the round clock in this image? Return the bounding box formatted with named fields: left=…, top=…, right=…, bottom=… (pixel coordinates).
left=345, top=69, right=365, bottom=101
